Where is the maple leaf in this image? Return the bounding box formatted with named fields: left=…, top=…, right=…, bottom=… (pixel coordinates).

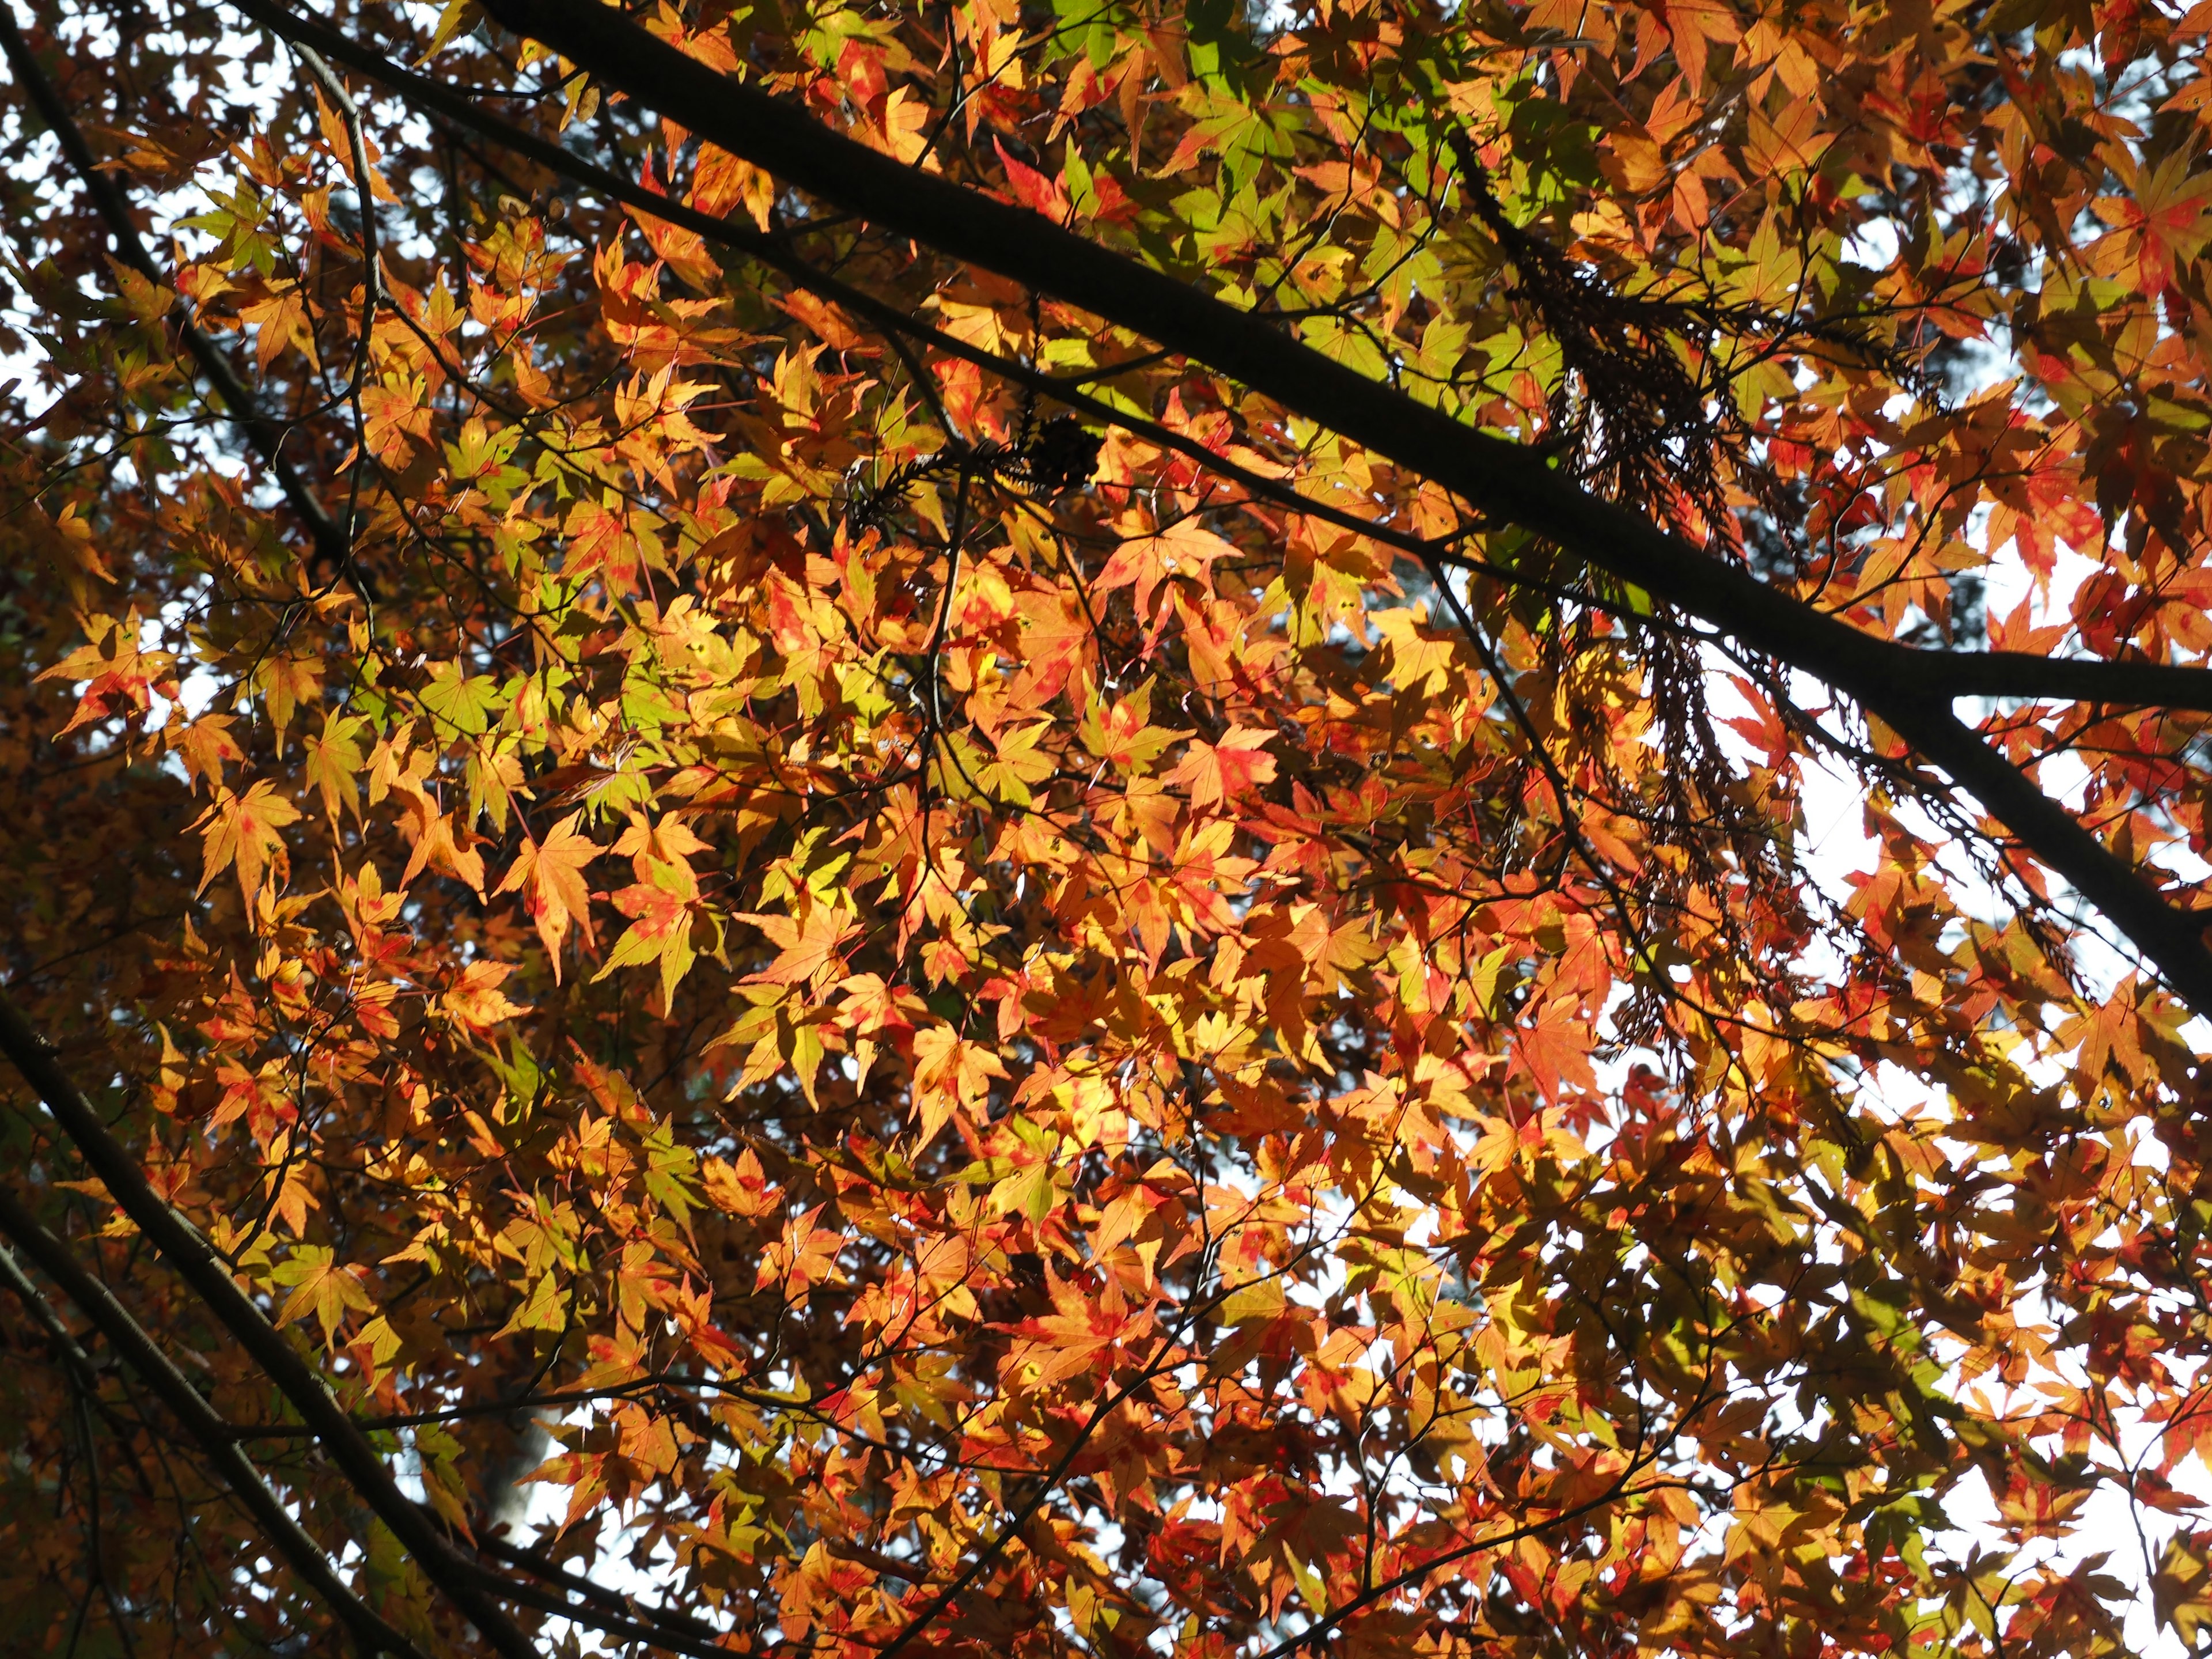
left=359, top=376, right=432, bottom=465
left=1168, top=727, right=1277, bottom=812
left=1513, top=995, right=1600, bottom=1102
left=1010, top=586, right=1094, bottom=707
left=740, top=896, right=859, bottom=989
left=399, top=806, right=487, bottom=898
left=2100, top=149, right=2212, bottom=294
left=270, top=1245, right=375, bottom=1350
left=494, top=1272, right=567, bottom=1341
left=1094, top=518, right=1236, bottom=623
left=609, top=812, right=712, bottom=877
left=419, top=660, right=502, bottom=738
left=302, top=712, right=365, bottom=821
left=564, top=497, right=647, bottom=597
left=756, top=1205, right=846, bottom=1297
left=706, top=987, right=833, bottom=1105
left=442, top=959, right=529, bottom=1031
left=1080, top=680, right=1188, bottom=775
left=595, top=861, right=700, bottom=1007
left=39, top=609, right=175, bottom=736
left=1370, top=606, right=1461, bottom=695
left=702, top=1149, right=779, bottom=1217
left=173, top=712, right=245, bottom=791
left=497, top=810, right=602, bottom=975
left=195, top=779, right=301, bottom=903
left=836, top=971, right=921, bottom=1090
left=910, top=1024, right=1009, bottom=1149
left=236, top=282, right=309, bottom=373
left=1653, top=0, right=1741, bottom=93
left=974, top=721, right=1058, bottom=806
left=992, top=136, right=1071, bottom=220
left=251, top=651, right=324, bottom=745
left=691, top=141, right=776, bottom=229
left=2154, top=1531, right=2212, bottom=1646
left=882, top=86, right=934, bottom=169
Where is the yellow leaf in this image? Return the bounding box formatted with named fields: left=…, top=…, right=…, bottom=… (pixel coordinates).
left=196, top=780, right=301, bottom=903
left=442, top=959, right=528, bottom=1031
left=497, top=810, right=601, bottom=975
left=270, top=1246, right=374, bottom=1349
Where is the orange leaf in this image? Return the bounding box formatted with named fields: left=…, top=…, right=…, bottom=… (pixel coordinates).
left=497, top=810, right=602, bottom=975
left=1169, top=727, right=1277, bottom=812
left=195, top=780, right=301, bottom=903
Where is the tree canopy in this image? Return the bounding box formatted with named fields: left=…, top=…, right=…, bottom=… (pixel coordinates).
left=6, top=0, right=2212, bottom=1654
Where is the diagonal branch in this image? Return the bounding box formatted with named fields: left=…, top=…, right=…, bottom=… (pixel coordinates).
left=218, top=6, right=2212, bottom=715
left=220, top=0, right=2212, bottom=1011
left=1882, top=652, right=2212, bottom=710
left=0, top=1198, right=431, bottom=1659
left=0, top=986, right=546, bottom=1659
left=11, top=17, right=2182, bottom=1023
left=0, top=991, right=766, bottom=1659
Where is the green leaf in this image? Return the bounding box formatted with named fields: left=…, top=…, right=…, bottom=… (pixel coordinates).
left=421, top=662, right=502, bottom=737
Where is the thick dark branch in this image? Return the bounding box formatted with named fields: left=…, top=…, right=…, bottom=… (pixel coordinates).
left=0, top=987, right=544, bottom=1659
left=1870, top=700, right=2212, bottom=978
left=1891, top=652, right=2212, bottom=711
left=446, top=0, right=2212, bottom=1011
left=469, top=0, right=2212, bottom=700
left=0, top=991, right=757, bottom=1659
left=0, top=1198, right=430, bottom=1659
left=224, top=0, right=1474, bottom=584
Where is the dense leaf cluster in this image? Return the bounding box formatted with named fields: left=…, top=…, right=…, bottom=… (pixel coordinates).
left=2, top=0, right=2212, bottom=1656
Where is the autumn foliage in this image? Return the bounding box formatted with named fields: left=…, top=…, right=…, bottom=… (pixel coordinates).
left=7, top=0, right=2212, bottom=1655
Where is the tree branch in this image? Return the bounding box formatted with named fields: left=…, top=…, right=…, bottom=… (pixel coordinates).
left=221, top=7, right=2212, bottom=709
left=0, top=1198, right=431, bottom=1659
left=188, top=0, right=2212, bottom=1009
left=0, top=986, right=544, bottom=1659
left=1897, top=652, right=2212, bottom=711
